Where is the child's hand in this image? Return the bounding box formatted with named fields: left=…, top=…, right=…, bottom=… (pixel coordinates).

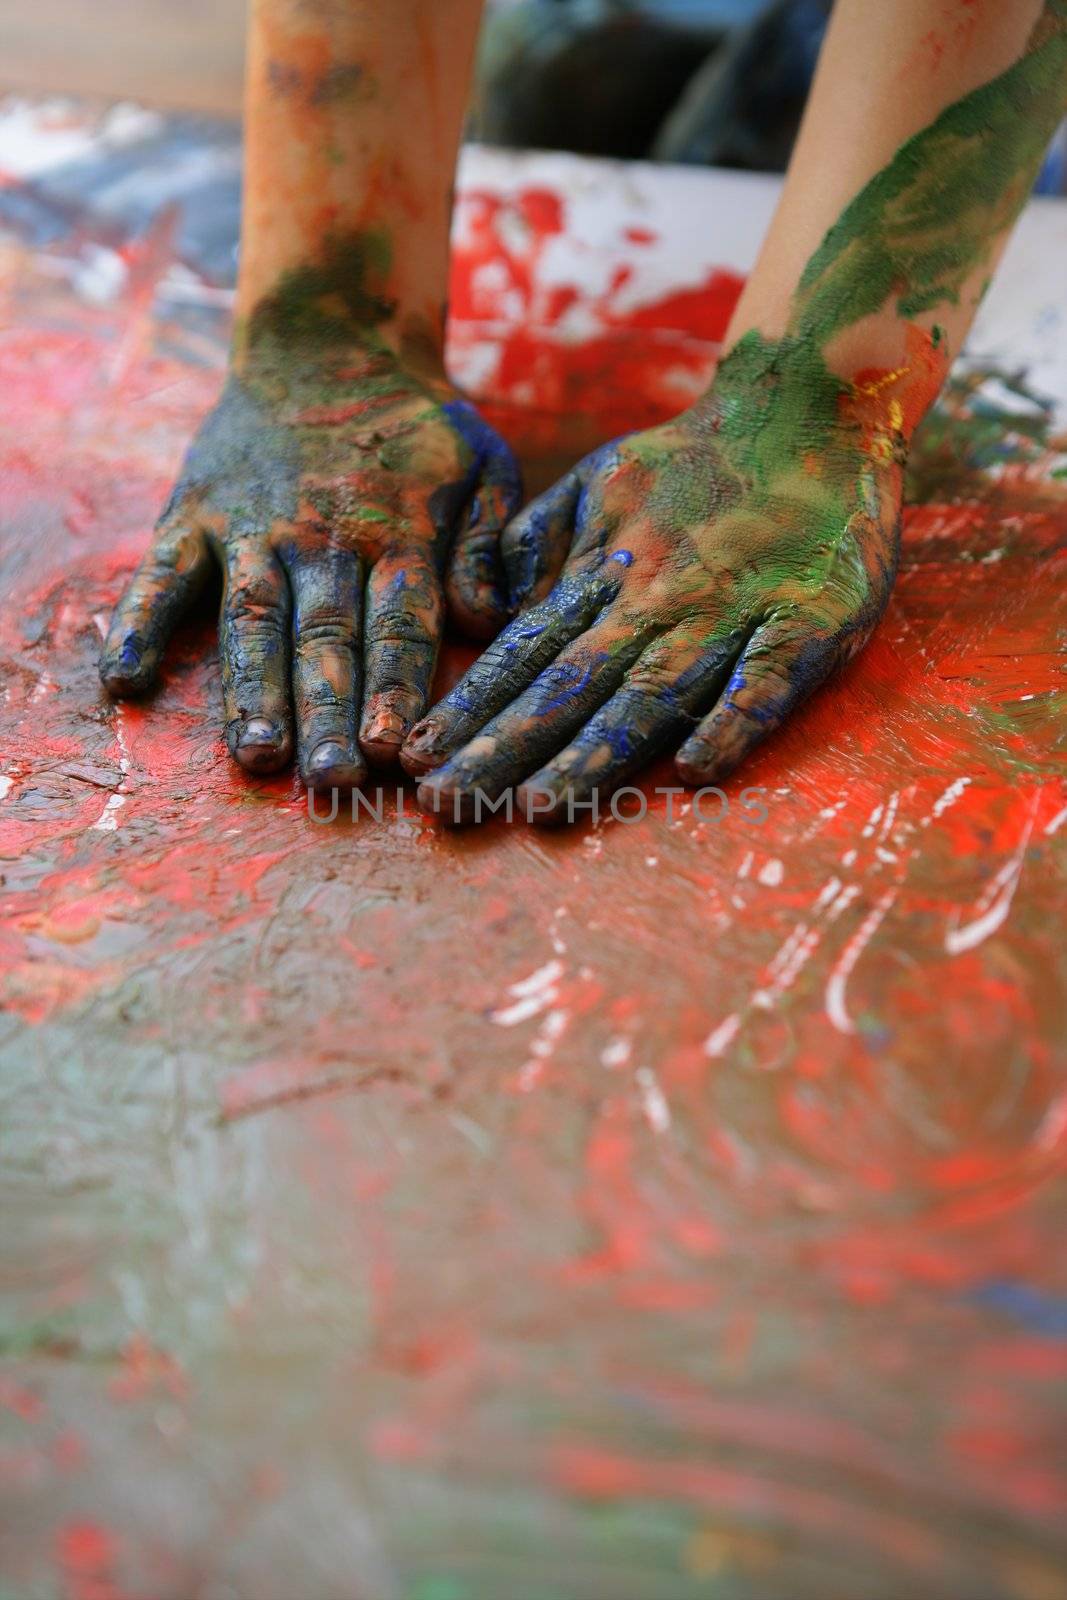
left=401, top=339, right=902, bottom=822
left=99, top=339, right=521, bottom=789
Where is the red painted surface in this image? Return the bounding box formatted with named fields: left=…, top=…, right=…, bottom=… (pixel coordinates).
left=449, top=184, right=745, bottom=463
left=0, top=145, right=1066, bottom=1600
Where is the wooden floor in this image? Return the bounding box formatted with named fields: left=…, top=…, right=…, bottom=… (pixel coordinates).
left=1, top=101, right=1066, bottom=1600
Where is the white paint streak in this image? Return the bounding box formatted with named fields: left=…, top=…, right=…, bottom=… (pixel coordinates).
left=749, top=878, right=860, bottom=1012
left=825, top=889, right=900, bottom=1035
left=636, top=1067, right=671, bottom=1134
left=878, top=791, right=899, bottom=842
left=491, top=957, right=564, bottom=1026
left=89, top=792, right=126, bottom=832
left=1044, top=803, right=1067, bottom=838
left=492, top=993, right=547, bottom=1026
left=601, top=1036, right=632, bottom=1069
left=704, top=1014, right=741, bottom=1058
left=929, top=775, right=972, bottom=823
left=507, top=958, right=564, bottom=999
left=1036, top=1092, right=1067, bottom=1153
left=518, top=1006, right=571, bottom=1092
left=944, top=799, right=1037, bottom=955
left=89, top=702, right=132, bottom=832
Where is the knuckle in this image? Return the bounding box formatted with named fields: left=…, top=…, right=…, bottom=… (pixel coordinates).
left=223, top=621, right=287, bottom=673
left=143, top=529, right=196, bottom=578
left=744, top=658, right=795, bottom=701
left=301, top=689, right=354, bottom=717
left=365, top=673, right=422, bottom=702
left=367, top=608, right=435, bottom=650
left=226, top=575, right=284, bottom=621
left=296, top=614, right=357, bottom=649
left=623, top=665, right=676, bottom=701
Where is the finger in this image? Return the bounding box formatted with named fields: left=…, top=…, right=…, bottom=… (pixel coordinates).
left=219, top=537, right=293, bottom=774
left=280, top=536, right=366, bottom=790
left=99, top=524, right=212, bottom=696
left=441, top=405, right=523, bottom=638
left=500, top=469, right=582, bottom=611
left=413, top=611, right=659, bottom=821
left=675, top=611, right=848, bottom=786
left=399, top=563, right=622, bottom=778
left=516, top=625, right=746, bottom=825
left=360, top=549, right=444, bottom=764
left=500, top=441, right=618, bottom=609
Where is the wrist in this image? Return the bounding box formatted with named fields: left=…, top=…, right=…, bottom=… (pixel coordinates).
left=705, top=319, right=949, bottom=459
left=232, top=229, right=449, bottom=383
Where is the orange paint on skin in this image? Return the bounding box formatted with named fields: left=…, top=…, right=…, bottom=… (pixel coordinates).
left=851, top=324, right=952, bottom=443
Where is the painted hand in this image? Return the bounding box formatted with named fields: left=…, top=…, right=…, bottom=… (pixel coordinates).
left=401, top=335, right=903, bottom=823
left=99, top=339, right=521, bottom=788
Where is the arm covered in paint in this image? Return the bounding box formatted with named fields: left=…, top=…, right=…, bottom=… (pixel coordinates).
left=100, top=0, right=517, bottom=791
left=402, top=0, right=1067, bottom=822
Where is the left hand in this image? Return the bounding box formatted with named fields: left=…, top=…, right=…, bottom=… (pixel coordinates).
left=99, top=336, right=523, bottom=789
left=400, top=343, right=904, bottom=822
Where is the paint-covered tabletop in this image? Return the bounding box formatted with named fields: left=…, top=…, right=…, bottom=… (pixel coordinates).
left=1, top=100, right=1066, bottom=1600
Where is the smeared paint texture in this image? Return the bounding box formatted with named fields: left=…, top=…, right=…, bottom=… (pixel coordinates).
left=99, top=232, right=523, bottom=786
left=1, top=98, right=1067, bottom=1600
left=793, top=5, right=1067, bottom=334
left=404, top=2, right=1067, bottom=820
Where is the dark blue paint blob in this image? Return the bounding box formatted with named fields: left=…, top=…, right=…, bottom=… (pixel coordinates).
left=446, top=689, right=478, bottom=715
left=610, top=550, right=634, bottom=567
left=595, top=721, right=638, bottom=761
left=535, top=653, right=608, bottom=715
left=967, top=1279, right=1067, bottom=1338
left=442, top=398, right=510, bottom=469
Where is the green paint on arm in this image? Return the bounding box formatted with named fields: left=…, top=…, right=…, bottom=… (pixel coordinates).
left=790, top=4, right=1067, bottom=347
left=246, top=228, right=397, bottom=350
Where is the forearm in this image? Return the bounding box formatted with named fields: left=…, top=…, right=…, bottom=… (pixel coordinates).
left=236, top=0, right=484, bottom=364
left=722, top=0, right=1067, bottom=438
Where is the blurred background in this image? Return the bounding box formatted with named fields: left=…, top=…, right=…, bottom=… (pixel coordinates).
left=0, top=0, right=1064, bottom=186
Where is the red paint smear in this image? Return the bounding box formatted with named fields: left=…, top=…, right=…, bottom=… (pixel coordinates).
left=448, top=185, right=745, bottom=439
left=551, top=1444, right=943, bottom=1571
left=107, top=1333, right=186, bottom=1404
left=1, top=156, right=1066, bottom=1576
left=0, top=1375, right=44, bottom=1422
left=56, top=1521, right=130, bottom=1600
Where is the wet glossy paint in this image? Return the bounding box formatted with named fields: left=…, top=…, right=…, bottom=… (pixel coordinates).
left=1, top=101, right=1066, bottom=1600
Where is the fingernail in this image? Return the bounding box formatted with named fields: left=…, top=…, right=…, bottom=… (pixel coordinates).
left=100, top=660, right=138, bottom=692
left=403, top=718, right=439, bottom=752
left=399, top=721, right=444, bottom=777
left=99, top=640, right=146, bottom=694
left=232, top=716, right=289, bottom=774
left=307, top=739, right=348, bottom=775
left=363, top=710, right=405, bottom=748
left=674, top=746, right=711, bottom=786
left=237, top=717, right=279, bottom=750
left=117, top=639, right=142, bottom=671
left=303, top=739, right=364, bottom=789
